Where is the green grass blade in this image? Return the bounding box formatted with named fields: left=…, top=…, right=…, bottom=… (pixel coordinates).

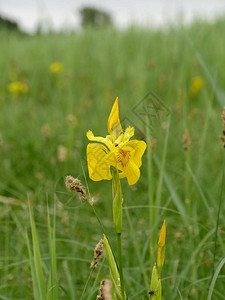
left=26, top=230, right=40, bottom=299
left=62, top=261, right=75, bottom=300
left=124, top=207, right=149, bottom=288
left=187, top=35, right=225, bottom=107
left=207, top=257, right=225, bottom=300
left=47, top=203, right=58, bottom=300
left=153, top=156, right=186, bottom=223
left=28, top=201, right=46, bottom=300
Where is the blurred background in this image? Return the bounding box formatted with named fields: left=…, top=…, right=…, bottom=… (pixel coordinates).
left=0, top=0, right=225, bottom=33
left=0, top=1, right=225, bottom=300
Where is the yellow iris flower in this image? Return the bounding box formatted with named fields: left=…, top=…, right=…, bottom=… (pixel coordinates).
left=49, top=62, right=64, bottom=74
left=8, top=81, right=28, bottom=94
left=189, top=76, right=204, bottom=97
left=86, top=97, right=147, bottom=185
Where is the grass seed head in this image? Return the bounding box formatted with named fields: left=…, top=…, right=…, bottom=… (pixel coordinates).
left=183, top=130, right=191, bottom=151
left=150, top=138, right=157, bottom=151
left=65, top=176, right=89, bottom=202
left=57, top=145, right=67, bottom=162
left=90, top=239, right=104, bottom=269
left=222, top=107, right=225, bottom=128
left=97, top=279, right=112, bottom=300
left=41, top=123, right=51, bottom=139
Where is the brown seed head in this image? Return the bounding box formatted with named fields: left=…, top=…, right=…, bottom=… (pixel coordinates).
left=183, top=130, right=191, bottom=151
left=97, top=279, right=112, bottom=300
left=65, top=176, right=89, bottom=201
left=41, top=124, right=51, bottom=139
left=90, top=239, right=104, bottom=270
left=67, top=114, right=77, bottom=127
left=151, top=138, right=157, bottom=151
left=222, top=107, right=225, bottom=128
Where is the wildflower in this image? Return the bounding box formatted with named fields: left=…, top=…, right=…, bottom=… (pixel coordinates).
left=157, top=220, right=166, bottom=277
left=49, top=62, right=64, bottom=74
left=65, top=175, right=89, bottom=201
left=97, top=279, right=112, bottom=300
left=189, top=76, right=204, bottom=97
left=8, top=81, right=28, bottom=95
left=90, top=239, right=104, bottom=269
left=86, top=97, right=147, bottom=185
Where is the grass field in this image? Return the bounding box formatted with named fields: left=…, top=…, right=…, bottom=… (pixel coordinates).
left=0, top=18, right=225, bottom=299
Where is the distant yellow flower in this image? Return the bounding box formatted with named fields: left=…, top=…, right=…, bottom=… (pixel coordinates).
left=49, top=62, right=64, bottom=74
left=189, top=76, right=204, bottom=97
left=8, top=81, right=28, bottom=94
left=86, top=97, right=147, bottom=185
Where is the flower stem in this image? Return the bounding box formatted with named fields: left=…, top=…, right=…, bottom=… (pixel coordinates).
left=117, top=232, right=125, bottom=299
left=112, top=169, right=126, bottom=299
left=146, top=123, right=154, bottom=257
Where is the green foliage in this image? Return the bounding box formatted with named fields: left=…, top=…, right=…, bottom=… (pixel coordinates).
left=103, top=234, right=122, bottom=299
left=150, top=265, right=161, bottom=300
left=0, top=15, right=21, bottom=32
left=80, top=6, right=112, bottom=28
left=26, top=202, right=59, bottom=299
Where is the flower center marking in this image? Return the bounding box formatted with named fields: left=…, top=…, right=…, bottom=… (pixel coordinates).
left=117, top=149, right=130, bottom=167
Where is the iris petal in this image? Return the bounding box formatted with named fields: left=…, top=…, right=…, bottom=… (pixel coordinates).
left=125, top=140, right=147, bottom=167
left=123, top=160, right=140, bottom=185
left=87, top=143, right=112, bottom=181
left=86, top=130, right=112, bottom=150
left=107, top=97, right=122, bottom=140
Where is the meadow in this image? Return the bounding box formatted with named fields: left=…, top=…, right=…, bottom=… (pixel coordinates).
left=0, top=17, right=225, bottom=299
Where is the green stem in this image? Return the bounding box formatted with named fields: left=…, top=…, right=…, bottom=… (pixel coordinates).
left=185, top=147, right=191, bottom=218
left=112, top=169, right=126, bottom=299
left=117, top=233, right=125, bottom=299
left=146, top=120, right=154, bottom=257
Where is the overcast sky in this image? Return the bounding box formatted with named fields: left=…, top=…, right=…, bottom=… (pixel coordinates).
left=0, top=0, right=225, bottom=33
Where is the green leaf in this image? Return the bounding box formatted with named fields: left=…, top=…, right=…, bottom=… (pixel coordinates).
left=103, top=234, right=122, bottom=299
left=150, top=265, right=162, bottom=300
left=28, top=201, right=46, bottom=300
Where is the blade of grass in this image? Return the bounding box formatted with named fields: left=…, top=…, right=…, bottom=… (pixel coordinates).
left=153, top=155, right=187, bottom=224
left=187, top=35, right=225, bottom=108
left=186, top=162, right=225, bottom=255
left=28, top=200, right=46, bottom=300
left=124, top=207, right=149, bottom=288
left=62, top=261, right=75, bottom=300
left=47, top=202, right=58, bottom=300
left=212, top=152, right=225, bottom=271
left=146, top=116, right=155, bottom=257
left=26, top=230, right=40, bottom=299
left=87, top=256, right=106, bottom=300
left=207, top=257, right=225, bottom=300
left=174, top=228, right=215, bottom=297
left=154, top=115, right=171, bottom=249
